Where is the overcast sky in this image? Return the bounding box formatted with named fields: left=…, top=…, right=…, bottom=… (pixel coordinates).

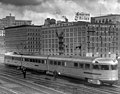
left=0, top=0, right=120, bottom=25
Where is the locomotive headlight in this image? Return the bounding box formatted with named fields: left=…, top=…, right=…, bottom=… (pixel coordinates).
left=109, top=77, right=117, bottom=80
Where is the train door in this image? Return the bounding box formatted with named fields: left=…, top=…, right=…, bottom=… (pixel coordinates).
left=88, top=64, right=101, bottom=84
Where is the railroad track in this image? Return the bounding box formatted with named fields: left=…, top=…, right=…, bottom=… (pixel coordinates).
left=0, top=65, right=120, bottom=94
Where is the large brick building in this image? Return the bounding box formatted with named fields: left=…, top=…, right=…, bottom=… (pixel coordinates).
left=5, top=25, right=41, bottom=55
left=5, top=20, right=120, bottom=58
left=0, top=14, right=32, bottom=55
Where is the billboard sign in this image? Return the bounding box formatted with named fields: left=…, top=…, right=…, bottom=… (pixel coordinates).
left=75, top=12, right=91, bottom=22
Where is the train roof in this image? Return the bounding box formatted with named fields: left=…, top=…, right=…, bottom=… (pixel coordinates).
left=5, top=54, right=95, bottom=63
left=48, top=55, right=95, bottom=63
left=5, top=54, right=118, bottom=64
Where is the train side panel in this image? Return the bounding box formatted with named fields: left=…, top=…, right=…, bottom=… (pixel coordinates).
left=47, top=59, right=93, bottom=79
left=4, top=55, right=21, bottom=67
left=22, top=61, right=47, bottom=71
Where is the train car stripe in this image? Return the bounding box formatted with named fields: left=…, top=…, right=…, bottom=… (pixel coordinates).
left=84, top=72, right=101, bottom=75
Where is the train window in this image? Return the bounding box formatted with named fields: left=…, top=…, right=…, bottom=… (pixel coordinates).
left=33, top=59, right=35, bottom=62
left=36, top=59, right=39, bottom=63
left=38, top=60, right=41, bottom=63
left=62, top=61, right=66, bottom=66
left=101, top=65, right=109, bottom=70
left=30, top=59, right=34, bottom=62
left=74, top=62, right=78, bottom=67
left=7, top=56, right=12, bottom=59
left=85, top=64, right=90, bottom=69
left=31, top=59, right=33, bottom=62
left=93, top=65, right=99, bottom=70
left=25, top=58, right=27, bottom=61
left=12, top=57, right=14, bottom=60
left=79, top=63, right=84, bottom=68
left=58, top=61, right=61, bottom=65
left=32, top=59, right=34, bottom=62
left=17, top=57, right=20, bottom=60
left=35, top=59, right=37, bottom=62
left=54, top=61, right=57, bottom=65
left=111, top=65, right=117, bottom=70
left=50, top=60, right=53, bottom=65
left=41, top=60, right=44, bottom=64
left=25, top=58, right=29, bottom=62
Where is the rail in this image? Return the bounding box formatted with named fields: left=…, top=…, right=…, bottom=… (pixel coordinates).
left=0, top=65, right=119, bottom=94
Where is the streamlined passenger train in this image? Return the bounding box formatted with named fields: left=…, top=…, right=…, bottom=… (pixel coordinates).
left=4, top=53, right=118, bottom=85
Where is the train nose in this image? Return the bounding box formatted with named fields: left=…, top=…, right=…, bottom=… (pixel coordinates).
left=110, top=70, right=118, bottom=81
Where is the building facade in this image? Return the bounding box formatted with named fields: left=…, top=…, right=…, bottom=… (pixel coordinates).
left=87, top=24, right=119, bottom=58
left=5, top=21, right=119, bottom=58
left=1, top=14, right=32, bottom=54
left=5, top=25, right=41, bottom=55
left=41, top=22, right=119, bottom=58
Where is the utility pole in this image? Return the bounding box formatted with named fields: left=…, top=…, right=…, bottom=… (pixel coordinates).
left=16, top=43, right=24, bottom=69
left=20, top=43, right=23, bottom=69
left=19, top=42, right=26, bottom=69
left=46, top=53, right=50, bottom=74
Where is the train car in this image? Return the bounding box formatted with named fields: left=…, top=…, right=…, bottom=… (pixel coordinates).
left=23, top=55, right=48, bottom=72
left=4, top=54, right=118, bottom=85
left=47, top=56, right=118, bottom=85
left=4, top=54, right=22, bottom=67
left=4, top=54, right=48, bottom=72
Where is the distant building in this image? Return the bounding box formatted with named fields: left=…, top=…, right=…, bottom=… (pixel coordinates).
left=0, top=14, right=32, bottom=29
left=5, top=25, right=41, bottom=55
left=91, top=14, right=120, bottom=24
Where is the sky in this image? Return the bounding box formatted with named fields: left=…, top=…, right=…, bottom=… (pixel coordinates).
left=0, top=0, right=120, bottom=25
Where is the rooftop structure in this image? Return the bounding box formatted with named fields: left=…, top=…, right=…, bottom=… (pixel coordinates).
left=0, top=14, right=32, bottom=29
left=91, top=14, right=120, bottom=24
